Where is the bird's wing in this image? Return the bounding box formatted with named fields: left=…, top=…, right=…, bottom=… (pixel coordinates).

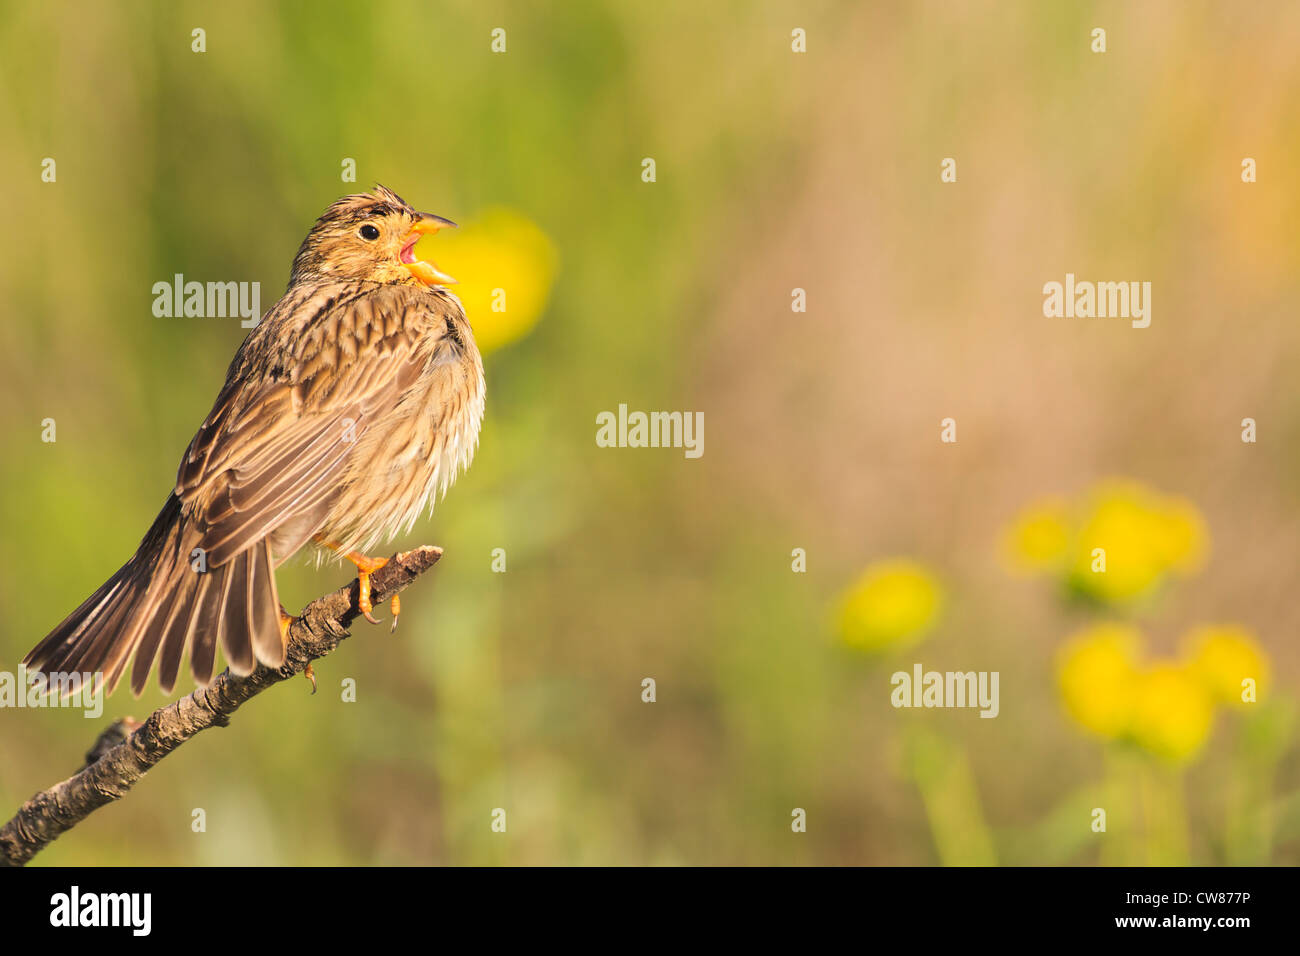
left=175, top=282, right=449, bottom=567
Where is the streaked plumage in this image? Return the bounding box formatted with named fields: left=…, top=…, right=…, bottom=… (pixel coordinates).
left=24, top=186, right=484, bottom=696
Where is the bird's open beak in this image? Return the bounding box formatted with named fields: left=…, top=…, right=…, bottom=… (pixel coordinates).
left=400, top=213, right=458, bottom=286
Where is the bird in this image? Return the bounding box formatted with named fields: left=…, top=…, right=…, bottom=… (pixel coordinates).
left=24, top=185, right=485, bottom=697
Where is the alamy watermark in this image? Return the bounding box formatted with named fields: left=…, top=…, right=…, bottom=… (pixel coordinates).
left=891, top=663, right=999, bottom=718
left=595, top=403, right=703, bottom=459
left=0, top=666, right=104, bottom=718
left=152, top=274, right=262, bottom=327
left=1042, top=273, right=1151, bottom=328
left=49, top=886, right=150, bottom=936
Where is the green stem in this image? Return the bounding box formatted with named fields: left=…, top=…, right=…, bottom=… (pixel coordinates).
left=1139, top=761, right=1189, bottom=865
left=903, top=726, right=997, bottom=866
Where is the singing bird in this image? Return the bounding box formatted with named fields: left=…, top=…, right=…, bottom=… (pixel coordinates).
left=24, top=186, right=485, bottom=696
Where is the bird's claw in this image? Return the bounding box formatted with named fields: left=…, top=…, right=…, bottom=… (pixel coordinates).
left=312, top=540, right=401, bottom=630
left=348, top=552, right=390, bottom=625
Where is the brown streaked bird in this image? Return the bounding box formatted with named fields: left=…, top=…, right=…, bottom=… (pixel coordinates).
left=24, top=185, right=485, bottom=697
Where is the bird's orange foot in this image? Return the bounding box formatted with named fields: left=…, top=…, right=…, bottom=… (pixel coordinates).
left=303, top=661, right=317, bottom=695
left=347, top=552, right=390, bottom=625
left=312, top=536, right=401, bottom=628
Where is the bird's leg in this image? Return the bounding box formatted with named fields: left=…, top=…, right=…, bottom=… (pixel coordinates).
left=312, top=535, right=397, bottom=627
left=347, top=552, right=391, bottom=626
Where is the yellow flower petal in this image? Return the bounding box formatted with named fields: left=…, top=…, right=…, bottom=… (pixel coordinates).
left=1066, top=480, right=1210, bottom=604
left=1182, top=624, right=1270, bottom=707
left=415, top=206, right=558, bottom=355
left=836, top=559, right=943, bottom=654
left=1057, top=623, right=1143, bottom=738
left=1002, top=496, right=1071, bottom=572
left=1156, top=496, right=1209, bottom=575
left=1128, top=662, right=1215, bottom=763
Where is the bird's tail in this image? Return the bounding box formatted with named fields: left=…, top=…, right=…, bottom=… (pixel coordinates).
left=23, top=496, right=287, bottom=697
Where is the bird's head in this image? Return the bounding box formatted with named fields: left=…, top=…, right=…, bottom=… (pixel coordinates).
left=290, top=184, right=457, bottom=288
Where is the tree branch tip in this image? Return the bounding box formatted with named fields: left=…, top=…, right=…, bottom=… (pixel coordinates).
left=397, top=544, right=443, bottom=563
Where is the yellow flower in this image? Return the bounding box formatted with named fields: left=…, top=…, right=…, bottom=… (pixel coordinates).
left=1069, top=482, right=1163, bottom=601
left=1002, top=496, right=1071, bottom=572
left=1064, top=480, right=1209, bottom=604
left=1057, top=620, right=1241, bottom=764
left=836, top=559, right=942, bottom=654
left=415, top=206, right=558, bottom=355
left=1128, top=662, right=1215, bottom=763
left=1183, top=624, right=1270, bottom=707
left=1057, top=624, right=1143, bottom=738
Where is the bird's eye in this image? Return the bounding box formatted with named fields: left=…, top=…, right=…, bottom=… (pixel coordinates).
left=359, top=224, right=380, bottom=241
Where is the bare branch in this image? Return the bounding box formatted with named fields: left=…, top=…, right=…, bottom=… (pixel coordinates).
left=0, top=545, right=442, bottom=867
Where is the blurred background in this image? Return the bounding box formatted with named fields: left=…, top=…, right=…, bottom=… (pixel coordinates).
left=0, top=0, right=1296, bottom=865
